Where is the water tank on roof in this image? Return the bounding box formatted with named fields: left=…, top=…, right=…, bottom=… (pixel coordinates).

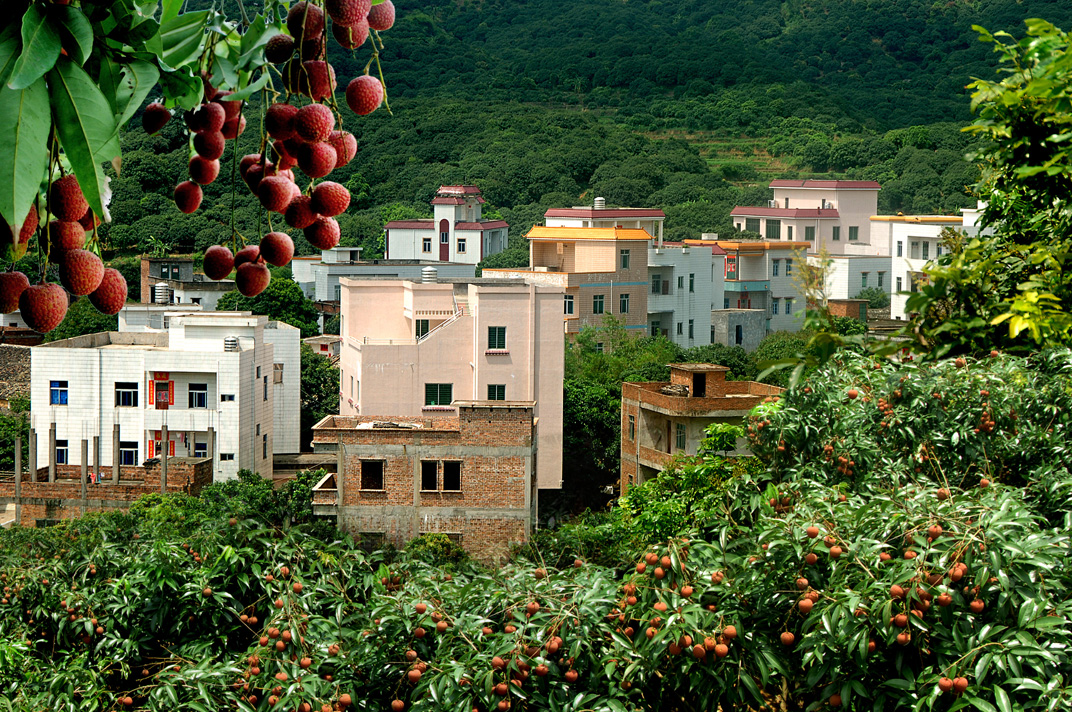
left=224, top=336, right=239, bottom=352
left=153, top=282, right=170, bottom=304
left=594, top=197, right=606, bottom=210
left=421, top=266, right=438, bottom=283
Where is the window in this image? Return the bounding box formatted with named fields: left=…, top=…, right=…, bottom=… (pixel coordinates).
left=936, top=244, right=944, bottom=256
left=349, top=375, right=354, bottom=397
left=909, top=241, right=920, bottom=259
left=832, top=226, right=841, bottom=241
left=772, top=299, right=779, bottom=315
left=50, top=380, right=68, bottom=406
left=334, top=284, right=341, bottom=301
left=360, top=460, right=384, bottom=490
left=723, top=297, right=729, bottom=309
left=220, top=453, right=235, bottom=461
left=119, top=441, right=138, bottom=466
left=256, top=366, right=260, bottom=378
left=896, top=276, right=903, bottom=291
left=563, top=294, right=574, bottom=315
left=878, top=272, right=885, bottom=288
left=628, top=415, right=635, bottom=441
left=861, top=273, right=869, bottom=289
left=785, top=259, right=793, bottom=276
left=56, top=440, right=68, bottom=465
left=115, top=382, right=138, bottom=407
left=256, top=424, right=260, bottom=436
left=619, top=293, right=629, bottom=314
left=263, top=434, right=268, bottom=459
left=189, top=383, right=208, bottom=409
left=422, top=237, right=432, bottom=253
left=442, top=461, right=461, bottom=491
left=677, top=322, right=683, bottom=335
left=620, top=249, right=630, bottom=269
left=424, top=383, right=453, bottom=406
left=421, top=461, right=438, bottom=491
left=487, top=384, right=505, bottom=400
left=160, top=263, right=181, bottom=279
left=651, top=275, right=661, bottom=294
left=263, top=375, right=268, bottom=401
left=745, top=218, right=760, bottom=234
left=675, top=423, right=686, bottom=450
left=765, top=219, right=781, bottom=240
left=848, top=226, right=859, bottom=241
left=785, top=298, right=794, bottom=314
left=725, top=256, right=737, bottom=280
left=650, top=323, right=660, bottom=337
left=440, top=231, right=448, bottom=244
left=677, top=275, right=684, bottom=290
left=221, top=393, right=235, bottom=402
left=688, top=319, right=694, bottom=339
left=735, top=324, right=744, bottom=345
left=191, top=298, right=201, bottom=305
left=772, top=260, right=779, bottom=277
left=457, top=237, right=466, bottom=253
left=415, top=319, right=429, bottom=338
left=689, top=274, right=695, bottom=292
left=487, top=326, right=506, bottom=350
left=592, top=294, right=604, bottom=314
left=193, top=440, right=207, bottom=458
left=897, top=240, right=903, bottom=257
left=274, top=363, right=284, bottom=384
left=805, top=226, right=815, bottom=242
left=787, top=226, right=793, bottom=241
left=922, top=242, right=929, bottom=260
left=594, top=342, right=604, bottom=353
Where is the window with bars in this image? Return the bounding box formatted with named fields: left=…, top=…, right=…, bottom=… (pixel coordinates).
left=745, top=218, right=760, bottom=233
left=765, top=219, right=781, bottom=240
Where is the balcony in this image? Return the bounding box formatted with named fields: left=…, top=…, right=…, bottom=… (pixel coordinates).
left=723, top=280, right=770, bottom=293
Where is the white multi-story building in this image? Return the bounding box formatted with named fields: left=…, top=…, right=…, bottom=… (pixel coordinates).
left=291, top=247, right=476, bottom=303
left=30, top=308, right=301, bottom=481
left=647, top=243, right=717, bottom=347
left=384, top=186, right=509, bottom=265
left=813, top=255, right=893, bottom=302
left=869, top=215, right=963, bottom=319
left=544, top=199, right=666, bottom=242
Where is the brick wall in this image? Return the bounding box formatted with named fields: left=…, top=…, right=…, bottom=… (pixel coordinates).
left=827, top=299, right=868, bottom=321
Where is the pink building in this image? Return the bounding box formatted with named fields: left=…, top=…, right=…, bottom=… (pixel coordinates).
left=336, top=276, right=564, bottom=489
left=384, top=186, right=509, bottom=266
left=731, top=180, right=882, bottom=256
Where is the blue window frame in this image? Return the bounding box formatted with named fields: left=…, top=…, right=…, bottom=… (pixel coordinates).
left=50, top=381, right=68, bottom=406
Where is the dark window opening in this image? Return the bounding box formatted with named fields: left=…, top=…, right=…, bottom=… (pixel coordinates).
left=442, top=461, right=461, bottom=491
left=421, top=461, right=438, bottom=491
left=360, top=460, right=384, bottom=490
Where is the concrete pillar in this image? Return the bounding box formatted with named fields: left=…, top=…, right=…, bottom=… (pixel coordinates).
left=160, top=425, right=168, bottom=494
left=112, top=423, right=120, bottom=484
left=48, top=422, right=56, bottom=482
left=14, top=436, right=21, bottom=506
left=207, top=426, right=215, bottom=468
left=28, top=427, right=36, bottom=482
left=80, top=439, right=88, bottom=515
left=335, top=443, right=345, bottom=507
left=93, top=436, right=100, bottom=484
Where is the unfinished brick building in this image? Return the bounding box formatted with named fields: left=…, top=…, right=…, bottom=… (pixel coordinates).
left=620, top=364, right=782, bottom=495
left=311, top=401, right=536, bottom=564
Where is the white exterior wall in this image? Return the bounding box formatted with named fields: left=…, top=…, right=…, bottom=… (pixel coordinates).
left=169, top=282, right=232, bottom=311
left=546, top=215, right=665, bottom=241
left=314, top=262, right=476, bottom=303
left=263, top=322, right=301, bottom=454
left=870, top=218, right=962, bottom=320
left=646, top=245, right=713, bottom=347
left=818, top=256, right=894, bottom=301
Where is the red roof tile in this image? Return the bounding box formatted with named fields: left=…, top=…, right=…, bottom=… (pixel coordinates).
left=730, top=207, right=840, bottom=218
left=544, top=208, right=666, bottom=219
left=768, top=179, right=881, bottom=189
left=455, top=220, right=509, bottom=230
left=437, top=185, right=483, bottom=195
left=384, top=220, right=433, bottom=229
left=682, top=240, right=727, bottom=255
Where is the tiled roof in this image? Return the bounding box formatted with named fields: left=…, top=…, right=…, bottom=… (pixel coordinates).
left=680, top=241, right=728, bottom=255
left=526, top=226, right=653, bottom=241
left=0, top=344, right=30, bottom=402
left=431, top=196, right=486, bottom=205
left=692, top=240, right=812, bottom=252
left=544, top=208, right=665, bottom=219
left=730, top=207, right=840, bottom=218
left=437, top=185, right=483, bottom=195
left=384, top=220, right=434, bottom=229
left=769, top=179, right=881, bottom=189
left=455, top=220, right=509, bottom=230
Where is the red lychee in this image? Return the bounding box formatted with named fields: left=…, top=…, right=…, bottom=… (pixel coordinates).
left=201, top=71, right=218, bottom=101
left=265, top=33, right=295, bottom=64
left=234, top=245, right=261, bottom=270
left=260, top=232, right=295, bottom=267
left=243, top=164, right=267, bottom=192
left=258, top=176, right=296, bottom=213
left=193, top=130, right=225, bottom=160
left=270, top=141, right=299, bottom=170
left=203, top=245, right=235, bottom=280
left=294, top=103, right=336, bottom=143
left=20, top=283, right=68, bottom=333
left=88, top=268, right=128, bottom=315
left=188, top=102, right=226, bottom=133
left=326, top=0, right=371, bottom=27
left=311, top=182, right=350, bottom=216
left=77, top=206, right=100, bottom=232
left=332, top=18, right=369, bottom=49
left=284, top=196, right=318, bottom=229
left=367, top=0, right=395, bottom=30
left=266, top=103, right=299, bottom=140
left=287, top=1, right=325, bottom=40
left=346, top=75, right=384, bottom=116
left=48, top=220, right=86, bottom=253
left=212, top=91, right=242, bottom=120
left=49, top=175, right=89, bottom=221
left=60, top=249, right=105, bottom=296
left=174, top=181, right=204, bottom=213
left=305, top=216, right=340, bottom=249
left=236, top=262, right=271, bottom=297
left=299, top=38, right=326, bottom=61
left=0, top=271, right=30, bottom=314
left=142, top=103, right=171, bottom=134
left=329, top=130, right=358, bottom=168
left=5, top=203, right=38, bottom=261
left=299, top=60, right=336, bottom=101
left=240, top=154, right=262, bottom=176
left=189, top=156, right=221, bottom=185
left=221, top=115, right=247, bottom=139
left=297, top=142, right=337, bottom=178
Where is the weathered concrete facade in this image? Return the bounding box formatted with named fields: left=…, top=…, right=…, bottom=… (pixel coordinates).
left=311, top=402, right=536, bottom=564
left=710, top=309, right=766, bottom=351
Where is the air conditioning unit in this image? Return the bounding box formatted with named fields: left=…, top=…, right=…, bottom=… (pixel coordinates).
left=768, top=200, right=777, bottom=208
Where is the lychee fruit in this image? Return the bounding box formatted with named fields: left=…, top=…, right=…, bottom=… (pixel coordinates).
left=188, top=102, right=226, bottom=133
left=0, top=271, right=30, bottom=313
left=212, top=91, right=242, bottom=120
left=174, top=181, right=203, bottom=213
left=234, top=245, right=261, bottom=270
left=952, top=677, right=968, bottom=694
left=258, top=176, right=296, bottom=213
left=19, top=283, right=68, bottom=333
left=294, top=103, right=336, bottom=143
left=189, top=156, right=221, bottom=185
left=260, top=232, right=295, bottom=267
left=204, top=245, right=234, bottom=280
left=221, top=114, right=246, bottom=139
left=266, top=103, right=299, bottom=140
left=77, top=206, right=100, bottom=232
left=243, top=164, right=267, bottom=192
left=287, top=1, right=325, bottom=40
left=240, top=153, right=262, bottom=175
left=779, top=632, right=794, bottom=646
left=346, top=75, right=384, bottom=115
left=326, top=0, right=371, bottom=27
left=305, top=216, right=341, bottom=250
left=236, top=262, right=271, bottom=297
left=284, top=195, right=319, bottom=229
left=311, top=182, right=350, bottom=216
left=88, top=268, right=128, bottom=315
left=299, top=60, right=336, bottom=101
left=48, top=220, right=86, bottom=253
left=296, top=142, right=337, bottom=178
left=193, top=130, right=225, bottom=160
left=265, top=33, right=295, bottom=64
left=299, top=38, right=326, bottom=61
left=328, top=130, right=358, bottom=168
left=201, top=71, right=218, bottom=101
left=60, top=249, right=105, bottom=296
left=49, top=175, right=89, bottom=222
left=367, top=0, right=395, bottom=30
left=332, top=19, right=369, bottom=49
left=142, top=103, right=171, bottom=134
left=270, top=141, right=299, bottom=170
left=938, top=678, right=953, bottom=693
left=5, top=203, right=38, bottom=261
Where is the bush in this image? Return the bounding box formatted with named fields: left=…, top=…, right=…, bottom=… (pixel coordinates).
left=404, top=533, right=469, bottom=566
left=855, top=285, right=890, bottom=309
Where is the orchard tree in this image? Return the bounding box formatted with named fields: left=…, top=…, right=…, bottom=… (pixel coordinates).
left=1, top=0, right=397, bottom=333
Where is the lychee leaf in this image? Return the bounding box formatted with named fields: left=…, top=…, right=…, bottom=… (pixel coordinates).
left=7, top=5, right=61, bottom=91
left=50, top=5, right=93, bottom=67
left=0, top=77, right=49, bottom=235
left=47, top=57, right=119, bottom=223
left=113, top=60, right=159, bottom=130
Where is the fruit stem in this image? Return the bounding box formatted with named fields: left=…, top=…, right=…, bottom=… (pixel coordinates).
left=368, top=31, right=393, bottom=115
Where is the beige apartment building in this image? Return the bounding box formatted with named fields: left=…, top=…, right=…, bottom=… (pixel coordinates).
left=336, top=275, right=564, bottom=489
